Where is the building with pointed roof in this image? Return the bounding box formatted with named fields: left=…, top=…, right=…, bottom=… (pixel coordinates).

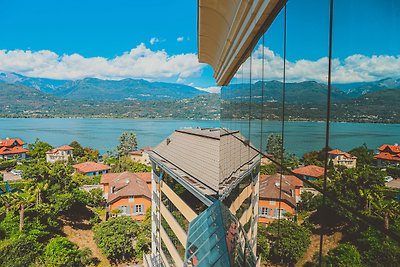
left=72, top=161, right=111, bottom=176
left=147, top=128, right=260, bottom=267
left=46, top=145, right=74, bottom=163
left=101, top=171, right=152, bottom=221
left=328, top=149, right=357, bottom=168
left=0, top=138, right=29, bottom=160
left=375, top=144, right=400, bottom=166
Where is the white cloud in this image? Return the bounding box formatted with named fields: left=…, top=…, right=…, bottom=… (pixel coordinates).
left=0, top=44, right=206, bottom=81
left=237, top=45, right=400, bottom=84
left=177, top=36, right=184, bottom=42
left=149, top=37, right=159, bottom=45
left=196, top=86, right=221, bottom=94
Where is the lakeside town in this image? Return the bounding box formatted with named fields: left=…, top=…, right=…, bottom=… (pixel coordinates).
left=0, top=130, right=399, bottom=266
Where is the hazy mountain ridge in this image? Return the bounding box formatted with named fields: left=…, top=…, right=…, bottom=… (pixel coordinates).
left=0, top=72, right=207, bottom=101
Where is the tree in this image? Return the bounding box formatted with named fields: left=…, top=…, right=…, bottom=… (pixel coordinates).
left=111, top=156, right=151, bottom=173
left=298, top=191, right=322, bottom=212
left=69, top=141, right=84, bottom=158
left=43, top=237, right=82, bottom=267
left=117, top=131, right=138, bottom=157
left=10, top=191, right=35, bottom=232
left=371, top=194, right=399, bottom=231
left=135, top=208, right=152, bottom=259
left=266, top=133, right=284, bottom=160
left=325, top=243, right=362, bottom=267
left=267, top=220, right=311, bottom=265
left=257, top=223, right=270, bottom=261
left=349, top=144, right=374, bottom=167
left=93, top=216, right=138, bottom=264
left=357, top=227, right=400, bottom=266
left=0, top=236, right=40, bottom=267
left=27, top=139, right=53, bottom=159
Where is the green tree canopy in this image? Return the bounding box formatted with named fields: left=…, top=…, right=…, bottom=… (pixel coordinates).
left=27, top=139, right=53, bottom=159
left=267, top=220, right=311, bottom=265
left=69, top=141, right=84, bottom=158
left=93, top=216, right=138, bottom=264
left=0, top=235, right=40, bottom=267
left=117, top=131, right=138, bottom=157
left=325, top=243, right=362, bottom=267
left=43, top=237, right=82, bottom=267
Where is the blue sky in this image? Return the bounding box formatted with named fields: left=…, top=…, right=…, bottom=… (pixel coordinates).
left=0, top=0, right=398, bottom=90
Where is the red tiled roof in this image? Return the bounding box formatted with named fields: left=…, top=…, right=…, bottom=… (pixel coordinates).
left=0, top=138, right=26, bottom=147
left=0, top=146, right=29, bottom=155
left=134, top=172, right=152, bottom=183
left=293, top=165, right=325, bottom=178
left=328, top=149, right=357, bottom=159
left=129, top=147, right=152, bottom=156
left=374, top=152, right=400, bottom=162
left=377, top=144, right=400, bottom=153
left=101, top=171, right=151, bottom=184
left=259, top=174, right=301, bottom=207
left=46, top=145, right=74, bottom=154
left=107, top=172, right=151, bottom=204
left=73, top=162, right=111, bottom=173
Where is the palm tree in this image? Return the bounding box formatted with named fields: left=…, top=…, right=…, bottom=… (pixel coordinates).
left=10, top=192, right=35, bottom=232
left=28, top=182, right=49, bottom=206
left=372, top=194, right=400, bottom=231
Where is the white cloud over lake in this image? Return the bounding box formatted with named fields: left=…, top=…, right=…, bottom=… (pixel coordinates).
left=0, top=44, right=205, bottom=81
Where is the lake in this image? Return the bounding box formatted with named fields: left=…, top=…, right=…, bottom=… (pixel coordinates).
left=1, top=118, right=399, bottom=156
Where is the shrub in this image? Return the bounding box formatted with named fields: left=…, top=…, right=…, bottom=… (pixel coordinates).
left=0, top=159, right=17, bottom=171
left=267, top=220, right=311, bottom=265
left=93, top=216, right=138, bottom=264
left=0, top=236, right=40, bottom=267
left=325, top=243, right=361, bottom=266
left=43, top=237, right=82, bottom=267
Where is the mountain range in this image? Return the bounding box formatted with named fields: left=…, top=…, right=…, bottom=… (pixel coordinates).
left=0, top=72, right=399, bottom=122
left=0, top=72, right=207, bottom=101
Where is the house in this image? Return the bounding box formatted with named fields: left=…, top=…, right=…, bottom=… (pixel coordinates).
left=129, top=147, right=151, bottom=165
left=101, top=171, right=151, bottom=221
left=328, top=149, right=357, bottom=168
left=72, top=161, right=111, bottom=176
left=101, top=171, right=151, bottom=199
left=258, top=174, right=303, bottom=223
left=46, top=145, right=74, bottom=163
left=261, top=154, right=274, bottom=165
left=0, top=138, right=29, bottom=160
left=374, top=144, right=400, bottom=166
left=293, top=165, right=325, bottom=181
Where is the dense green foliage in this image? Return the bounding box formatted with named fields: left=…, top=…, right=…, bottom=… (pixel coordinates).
left=267, top=220, right=311, bottom=265
left=27, top=139, right=53, bottom=159
left=0, top=235, right=40, bottom=267
left=93, top=216, right=138, bottom=264
left=106, top=156, right=151, bottom=173
left=324, top=243, right=362, bottom=267
left=43, top=237, right=83, bottom=267
left=69, top=141, right=84, bottom=158
left=0, top=159, right=17, bottom=171
left=117, top=131, right=138, bottom=157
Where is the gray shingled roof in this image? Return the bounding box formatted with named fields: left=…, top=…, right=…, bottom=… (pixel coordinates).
left=151, top=128, right=259, bottom=195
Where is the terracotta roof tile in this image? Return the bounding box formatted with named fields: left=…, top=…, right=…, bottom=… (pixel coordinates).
left=129, top=147, right=152, bottom=156
left=46, top=145, right=74, bottom=154
left=377, top=144, right=400, bottom=153
left=259, top=174, right=301, bottom=207
left=293, top=165, right=325, bottom=178
left=73, top=162, right=111, bottom=173
left=328, top=149, right=357, bottom=159
left=107, top=172, right=151, bottom=204
left=0, top=146, right=29, bottom=155
left=0, top=138, right=26, bottom=147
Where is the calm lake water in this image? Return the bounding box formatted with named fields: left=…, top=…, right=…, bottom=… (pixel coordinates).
left=1, top=118, right=399, bottom=156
